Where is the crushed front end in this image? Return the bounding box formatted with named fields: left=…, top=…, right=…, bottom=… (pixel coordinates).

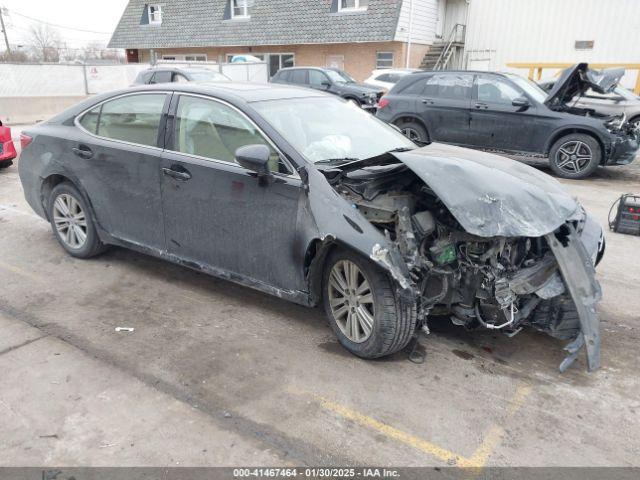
left=327, top=152, right=604, bottom=372
left=604, top=116, right=640, bottom=166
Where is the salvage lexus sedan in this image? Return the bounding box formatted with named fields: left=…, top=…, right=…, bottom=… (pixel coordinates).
left=19, top=83, right=604, bottom=372
left=377, top=63, right=639, bottom=179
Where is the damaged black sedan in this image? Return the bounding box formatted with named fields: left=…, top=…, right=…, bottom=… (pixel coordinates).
left=19, top=83, right=605, bottom=372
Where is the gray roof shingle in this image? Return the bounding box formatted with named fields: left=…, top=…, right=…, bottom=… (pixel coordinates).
left=108, top=0, right=403, bottom=49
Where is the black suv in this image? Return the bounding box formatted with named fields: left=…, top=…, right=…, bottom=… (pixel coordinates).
left=376, top=64, right=639, bottom=178
left=271, top=67, right=384, bottom=112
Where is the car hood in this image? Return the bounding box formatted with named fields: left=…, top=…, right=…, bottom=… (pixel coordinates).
left=545, top=63, right=625, bottom=108
left=389, top=144, right=579, bottom=237
left=338, top=83, right=383, bottom=95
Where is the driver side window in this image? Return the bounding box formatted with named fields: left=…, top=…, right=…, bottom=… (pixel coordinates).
left=309, top=70, right=329, bottom=87
left=173, top=95, right=292, bottom=174
left=477, top=76, right=522, bottom=104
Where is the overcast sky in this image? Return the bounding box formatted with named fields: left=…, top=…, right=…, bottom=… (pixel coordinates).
left=1, top=0, right=129, bottom=49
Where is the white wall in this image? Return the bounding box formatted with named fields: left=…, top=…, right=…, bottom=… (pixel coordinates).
left=464, top=0, right=640, bottom=88
left=395, top=0, right=440, bottom=45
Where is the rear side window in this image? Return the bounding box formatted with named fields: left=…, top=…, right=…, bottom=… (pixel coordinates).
left=399, top=76, right=431, bottom=95
left=290, top=69, right=307, bottom=85
left=427, top=74, right=473, bottom=100
left=78, top=94, right=166, bottom=147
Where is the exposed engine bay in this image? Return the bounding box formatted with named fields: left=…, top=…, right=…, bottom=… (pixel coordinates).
left=324, top=161, right=603, bottom=371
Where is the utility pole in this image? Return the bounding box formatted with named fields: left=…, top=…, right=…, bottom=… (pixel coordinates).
left=0, top=6, right=10, bottom=55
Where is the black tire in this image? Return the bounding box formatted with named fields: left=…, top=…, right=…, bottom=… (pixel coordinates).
left=395, top=120, right=429, bottom=144
left=530, top=295, right=580, bottom=340
left=549, top=133, right=601, bottom=179
left=0, top=160, right=12, bottom=169
left=322, top=247, right=417, bottom=359
left=48, top=182, right=108, bottom=258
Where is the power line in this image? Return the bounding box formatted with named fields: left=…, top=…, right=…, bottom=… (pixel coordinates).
left=6, top=9, right=113, bottom=35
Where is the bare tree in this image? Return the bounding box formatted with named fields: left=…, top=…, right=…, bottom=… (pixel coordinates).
left=29, top=24, right=61, bottom=63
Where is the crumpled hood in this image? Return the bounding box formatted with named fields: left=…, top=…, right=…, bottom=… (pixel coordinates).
left=391, top=143, right=579, bottom=237
left=545, top=63, right=625, bottom=108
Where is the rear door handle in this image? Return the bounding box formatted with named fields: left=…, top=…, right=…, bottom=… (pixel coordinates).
left=421, top=99, right=434, bottom=105
left=162, top=166, right=192, bottom=181
left=72, top=145, right=93, bottom=159
left=475, top=102, right=489, bottom=109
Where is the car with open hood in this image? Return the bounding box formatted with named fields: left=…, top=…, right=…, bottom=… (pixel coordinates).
left=539, top=75, right=640, bottom=128
left=270, top=67, right=384, bottom=112
left=18, top=83, right=604, bottom=372
left=376, top=64, right=639, bottom=179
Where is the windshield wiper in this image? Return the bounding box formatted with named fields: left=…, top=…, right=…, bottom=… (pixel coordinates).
left=386, top=147, right=415, bottom=153
left=315, top=157, right=360, bottom=166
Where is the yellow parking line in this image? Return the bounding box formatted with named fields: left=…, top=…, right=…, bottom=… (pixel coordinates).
left=319, top=395, right=462, bottom=464
left=290, top=381, right=532, bottom=468
left=0, top=261, right=45, bottom=284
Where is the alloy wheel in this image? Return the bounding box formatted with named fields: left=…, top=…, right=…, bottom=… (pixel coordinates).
left=328, top=260, right=375, bottom=343
left=401, top=127, right=422, bottom=143
left=53, top=193, right=88, bottom=249
left=555, top=140, right=593, bottom=174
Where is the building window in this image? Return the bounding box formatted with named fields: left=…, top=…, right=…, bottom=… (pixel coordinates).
left=226, top=53, right=294, bottom=77
left=376, top=52, right=394, bottom=69
left=232, top=0, right=254, bottom=18
left=339, top=0, right=369, bottom=11
left=148, top=5, right=163, bottom=24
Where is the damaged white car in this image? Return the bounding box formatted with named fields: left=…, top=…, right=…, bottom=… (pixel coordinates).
left=19, top=84, right=604, bottom=372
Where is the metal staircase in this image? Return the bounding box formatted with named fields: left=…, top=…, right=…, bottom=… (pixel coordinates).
left=420, top=23, right=466, bottom=71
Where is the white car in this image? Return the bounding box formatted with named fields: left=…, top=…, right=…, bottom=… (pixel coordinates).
left=364, top=68, right=421, bottom=91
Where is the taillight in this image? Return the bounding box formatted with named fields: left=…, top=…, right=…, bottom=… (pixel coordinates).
left=20, top=134, right=33, bottom=150
left=378, top=97, right=390, bottom=109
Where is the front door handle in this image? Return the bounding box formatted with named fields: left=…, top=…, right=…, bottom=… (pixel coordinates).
left=475, top=102, right=489, bottom=109
left=72, top=145, right=93, bottom=159
left=162, top=166, right=192, bottom=181
left=421, top=99, right=434, bottom=105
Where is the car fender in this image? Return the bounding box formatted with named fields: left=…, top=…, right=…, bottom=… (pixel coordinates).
left=300, top=166, right=415, bottom=304
left=543, top=124, right=608, bottom=155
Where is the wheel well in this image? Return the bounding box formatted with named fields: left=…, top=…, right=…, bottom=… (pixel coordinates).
left=628, top=114, right=640, bottom=125
left=546, top=129, right=605, bottom=162
left=393, top=115, right=426, bottom=129
left=41, top=174, right=72, bottom=219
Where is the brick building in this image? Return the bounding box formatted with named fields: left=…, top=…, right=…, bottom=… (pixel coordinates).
left=108, top=0, right=469, bottom=82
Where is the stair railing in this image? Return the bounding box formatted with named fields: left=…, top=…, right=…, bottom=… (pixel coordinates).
left=433, top=23, right=466, bottom=71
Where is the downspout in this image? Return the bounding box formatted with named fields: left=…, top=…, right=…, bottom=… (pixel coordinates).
left=405, top=0, right=414, bottom=68
left=462, top=0, right=471, bottom=68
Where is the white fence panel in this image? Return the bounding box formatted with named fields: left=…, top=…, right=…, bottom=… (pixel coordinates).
left=0, top=64, right=86, bottom=97
left=86, top=64, right=149, bottom=94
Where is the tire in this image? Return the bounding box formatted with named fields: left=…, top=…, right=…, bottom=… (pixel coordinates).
left=549, top=133, right=601, bottom=179
left=48, top=182, right=108, bottom=258
left=345, top=97, right=361, bottom=107
left=395, top=120, right=429, bottom=144
left=530, top=295, right=580, bottom=341
left=322, top=248, right=417, bottom=359
left=0, top=160, right=12, bottom=169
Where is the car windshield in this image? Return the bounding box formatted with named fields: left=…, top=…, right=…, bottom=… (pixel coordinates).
left=508, top=75, right=548, bottom=103
left=326, top=70, right=355, bottom=84
left=188, top=71, right=229, bottom=82
left=252, top=97, right=416, bottom=164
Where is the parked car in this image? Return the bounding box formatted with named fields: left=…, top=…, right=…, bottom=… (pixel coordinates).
left=0, top=120, right=17, bottom=169
left=539, top=77, right=640, bottom=128
left=133, top=67, right=231, bottom=85
left=365, top=68, right=421, bottom=91
left=19, top=83, right=604, bottom=371
left=270, top=67, right=384, bottom=112
left=377, top=64, right=640, bottom=179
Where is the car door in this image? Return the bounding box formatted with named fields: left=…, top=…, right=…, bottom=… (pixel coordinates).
left=468, top=74, right=545, bottom=152
left=414, top=73, right=473, bottom=144
left=74, top=92, right=169, bottom=250
left=160, top=93, right=305, bottom=291
left=308, top=69, right=332, bottom=92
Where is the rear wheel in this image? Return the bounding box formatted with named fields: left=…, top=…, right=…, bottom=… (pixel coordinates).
left=322, top=248, right=417, bottom=358
left=549, top=133, right=601, bottom=179
left=0, top=160, right=12, bottom=169
left=395, top=120, right=429, bottom=144
left=48, top=182, right=108, bottom=258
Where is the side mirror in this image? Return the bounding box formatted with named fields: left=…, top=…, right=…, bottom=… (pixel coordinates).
left=235, top=145, right=272, bottom=183
left=512, top=97, right=530, bottom=109
left=321, top=81, right=331, bottom=89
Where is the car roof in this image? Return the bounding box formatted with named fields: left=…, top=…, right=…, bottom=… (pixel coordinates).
left=120, top=82, right=328, bottom=103
left=141, top=66, right=213, bottom=74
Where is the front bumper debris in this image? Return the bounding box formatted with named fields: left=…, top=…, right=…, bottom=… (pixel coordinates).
left=546, top=224, right=602, bottom=372
left=606, top=132, right=639, bottom=166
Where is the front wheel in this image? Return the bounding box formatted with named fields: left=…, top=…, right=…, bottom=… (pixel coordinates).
left=322, top=248, right=417, bottom=359
left=549, top=133, right=601, bottom=179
